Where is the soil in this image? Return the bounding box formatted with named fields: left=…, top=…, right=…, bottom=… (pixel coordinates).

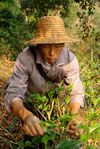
left=0, top=57, right=23, bottom=148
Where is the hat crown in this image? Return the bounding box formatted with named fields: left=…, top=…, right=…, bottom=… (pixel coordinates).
left=37, top=16, right=65, bottom=36
left=36, top=16, right=67, bottom=43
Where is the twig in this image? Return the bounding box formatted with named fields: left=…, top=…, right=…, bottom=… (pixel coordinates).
left=47, top=99, right=55, bottom=120
left=0, top=136, right=19, bottom=145
left=0, top=111, right=6, bottom=123
left=37, top=109, right=47, bottom=121
left=0, top=125, right=17, bottom=142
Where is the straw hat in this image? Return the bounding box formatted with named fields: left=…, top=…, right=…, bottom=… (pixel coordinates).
left=28, top=16, right=79, bottom=44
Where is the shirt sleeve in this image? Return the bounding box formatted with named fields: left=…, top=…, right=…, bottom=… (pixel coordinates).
left=5, top=49, right=31, bottom=112
left=63, top=56, right=84, bottom=107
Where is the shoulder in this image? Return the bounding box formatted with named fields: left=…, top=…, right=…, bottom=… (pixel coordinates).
left=59, top=47, right=75, bottom=65
left=14, top=47, right=36, bottom=72
left=61, top=47, right=79, bottom=71
left=63, top=47, right=75, bottom=62
left=18, top=47, right=33, bottom=59
left=16, top=46, right=36, bottom=64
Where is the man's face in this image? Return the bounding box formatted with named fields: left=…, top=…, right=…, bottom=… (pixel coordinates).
left=39, top=44, right=64, bottom=65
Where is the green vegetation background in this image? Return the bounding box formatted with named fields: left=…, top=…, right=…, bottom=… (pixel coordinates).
left=0, top=0, right=99, bottom=149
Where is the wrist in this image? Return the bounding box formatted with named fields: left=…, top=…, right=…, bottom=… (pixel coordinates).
left=20, top=108, right=33, bottom=122
left=70, top=103, right=80, bottom=114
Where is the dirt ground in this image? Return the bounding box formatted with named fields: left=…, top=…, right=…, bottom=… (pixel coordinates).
left=0, top=57, right=23, bottom=148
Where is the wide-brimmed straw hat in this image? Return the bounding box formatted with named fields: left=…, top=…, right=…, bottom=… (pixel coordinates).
left=27, top=16, right=79, bottom=44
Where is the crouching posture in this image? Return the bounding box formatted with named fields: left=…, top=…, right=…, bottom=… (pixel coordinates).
left=5, top=16, right=84, bottom=137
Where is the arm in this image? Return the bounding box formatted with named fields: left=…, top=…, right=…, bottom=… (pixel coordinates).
left=63, top=56, right=84, bottom=136
left=5, top=49, right=44, bottom=136
left=63, top=56, right=84, bottom=114
left=5, top=52, right=29, bottom=112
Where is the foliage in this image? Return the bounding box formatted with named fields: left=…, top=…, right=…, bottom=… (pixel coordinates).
left=75, top=0, right=95, bottom=43
left=0, top=0, right=76, bottom=59
left=28, top=82, right=72, bottom=121
left=78, top=53, right=99, bottom=108
left=17, top=57, right=99, bottom=148
left=20, top=0, right=73, bottom=18
left=0, top=0, right=33, bottom=59
left=56, top=139, right=81, bottom=149
left=0, top=0, right=99, bottom=149
left=0, top=48, right=99, bottom=148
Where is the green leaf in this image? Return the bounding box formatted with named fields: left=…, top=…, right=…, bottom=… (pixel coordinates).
left=41, top=96, right=48, bottom=102
left=66, top=83, right=73, bottom=93
left=41, top=134, right=49, bottom=144
left=38, top=104, right=43, bottom=109
left=58, top=115, right=71, bottom=122
left=56, top=139, right=81, bottom=149
left=89, top=123, right=100, bottom=134
left=80, top=134, right=89, bottom=142
left=65, top=96, right=70, bottom=104
left=41, top=131, right=56, bottom=144
left=77, top=123, right=89, bottom=131
left=43, top=105, right=48, bottom=111
left=86, top=145, right=97, bottom=149
left=24, top=141, right=31, bottom=147
left=40, top=120, right=56, bottom=129
left=92, top=97, right=100, bottom=107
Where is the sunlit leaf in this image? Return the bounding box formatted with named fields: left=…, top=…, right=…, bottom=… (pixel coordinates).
left=80, top=134, right=89, bottom=142
left=65, top=96, right=70, bottom=104
left=89, top=123, right=100, bottom=134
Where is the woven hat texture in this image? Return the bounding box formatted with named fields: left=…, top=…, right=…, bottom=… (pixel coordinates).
left=28, top=16, right=78, bottom=44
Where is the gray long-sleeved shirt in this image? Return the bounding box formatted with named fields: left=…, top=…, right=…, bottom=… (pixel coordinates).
left=5, top=47, right=84, bottom=112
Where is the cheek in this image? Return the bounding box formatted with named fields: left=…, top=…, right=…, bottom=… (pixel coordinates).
left=55, top=49, right=62, bottom=57
left=41, top=50, right=49, bottom=60
left=43, top=51, right=49, bottom=57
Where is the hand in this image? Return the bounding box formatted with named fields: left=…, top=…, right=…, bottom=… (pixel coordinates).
left=66, top=114, right=83, bottom=139
left=23, top=114, right=44, bottom=136
left=10, top=100, right=44, bottom=136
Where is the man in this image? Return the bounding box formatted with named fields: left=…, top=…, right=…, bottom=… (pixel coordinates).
left=5, top=16, right=84, bottom=137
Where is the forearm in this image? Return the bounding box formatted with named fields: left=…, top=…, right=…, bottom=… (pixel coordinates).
left=10, top=100, right=33, bottom=121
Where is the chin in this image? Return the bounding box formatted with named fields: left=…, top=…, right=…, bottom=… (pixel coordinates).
left=48, top=61, right=55, bottom=65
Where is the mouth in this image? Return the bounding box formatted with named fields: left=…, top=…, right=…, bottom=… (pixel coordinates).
left=48, top=58, right=56, bottom=61
left=47, top=58, right=56, bottom=64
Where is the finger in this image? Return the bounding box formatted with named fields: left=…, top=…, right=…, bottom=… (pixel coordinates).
left=34, top=123, right=44, bottom=136
left=24, top=125, right=35, bottom=136
left=23, top=124, right=34, bottom=136
left=29, top=125, right=38, bottom=136
left=23, top=126, right=30, bottom=136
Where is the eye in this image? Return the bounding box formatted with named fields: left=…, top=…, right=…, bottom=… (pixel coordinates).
left=55, top=44, right=63, bottom=48
left=55, top=45, right=60, bottom=48
left=43, top=45, right=50, bottom=48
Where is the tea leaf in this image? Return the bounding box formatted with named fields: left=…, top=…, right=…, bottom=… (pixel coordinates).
left=56, top=139, right=81, bottom=149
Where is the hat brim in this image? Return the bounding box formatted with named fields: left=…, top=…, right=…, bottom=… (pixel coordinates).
left=26, top=36, right=79, bottom=45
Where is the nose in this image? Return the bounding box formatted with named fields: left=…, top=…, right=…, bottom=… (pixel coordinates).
left=49, top=46, right=55, bottom=56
